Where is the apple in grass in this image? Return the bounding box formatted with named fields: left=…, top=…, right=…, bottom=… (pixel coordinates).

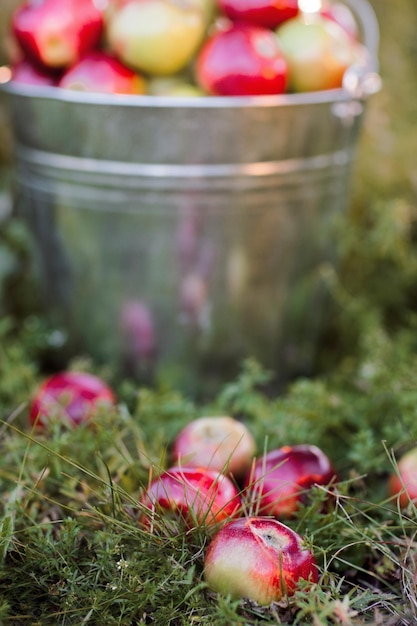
left=276, top=13, right=366, bottom=92
left=204, top=516, right=318, bottom=604
left=195, top=23, right=288, bottom=96
left=29, top=371, right=116, bottom=428
left=12, top=0, right=105, bottom=70
left=172, top=416, right=256, bottom=479
left=105, top=0, right=207, bottom=76
left=388, top=447, right=417, bottom=508
left=244, top=444, right=337, bottom=518
left=218, top=0, right=299, bottom=30
left=140, top=466, right=242, bottom=530
left=58, top=51, right=147, bottom=94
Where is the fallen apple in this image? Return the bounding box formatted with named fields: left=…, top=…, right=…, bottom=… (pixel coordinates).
left=218, top=0, right=299, bottom=30
left=140, top=465, right=242, bottom=529
left=388, top=447, right=417, bottom=508
left=58, top=51, right=146, bottom=94
left=195, top=23, right=288, bottom=96
left=172, top=415, right=256, bottom=478
left=204, top=516, right=318, bottom=604
left=29, top=371, right=116, bottom=428
left=105, top=0, right=207, bottom=76
left=244, top=444, right=337, bottom=518
left=276, top=13, right=365, bottom=92
left=12, top=0, right=105, bottom=69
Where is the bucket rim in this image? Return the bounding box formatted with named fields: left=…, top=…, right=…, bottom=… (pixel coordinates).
left=0, top=77, right=367, bottom=109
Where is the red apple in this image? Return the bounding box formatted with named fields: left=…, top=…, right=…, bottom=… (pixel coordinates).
left=11, top=58, right=60, bottom=86
left=244, top=444, right=337, bottom=518
left=388, top=447, right=417, bottom=508
left=204, top=516, right=318, bottom=604
left=276, top=13, right=365, bottom=92
left=320, top=1, right=359, bottom=41
left=105, top=0, right=207, bottom=76
left=58, top=51, right=146, bottom=94
left=195, top=23, right=288, bottom=96
left=29, top=371, right=116, bottom=428
left=12, top=0, right=104, bottom=70
left=218, top=0, right=299, bottom=30
left=172, top=415, right=256, bottom=478
left=140, top=466, right=242, bottom=529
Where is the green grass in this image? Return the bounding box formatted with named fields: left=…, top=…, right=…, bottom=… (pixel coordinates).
left=2, top=327, right=417, bottom=624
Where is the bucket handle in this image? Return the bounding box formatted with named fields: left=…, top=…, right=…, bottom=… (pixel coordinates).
left=340, top=0, right=382, bottom=98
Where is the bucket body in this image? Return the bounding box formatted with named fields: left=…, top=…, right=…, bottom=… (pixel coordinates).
left=2, top=86, right=369, bottom=390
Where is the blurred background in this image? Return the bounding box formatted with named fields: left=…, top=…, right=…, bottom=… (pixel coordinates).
left=0, top=0, right=416, bottom=382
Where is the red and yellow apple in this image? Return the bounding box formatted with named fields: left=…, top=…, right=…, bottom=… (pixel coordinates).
left=320, top=1, right=359, bottom=40
left=276, top=13, right=365, bottom=92
left=140, top=466, right=242, bottom=529
left=244, top=444, right=337, bottom=518
left=29, top=371, right=116, bottom=428
left=195, top=22, right=288, bottom=96
left=204, top=516, right=318, bottom=604
left=105, top=0, right=207, bottom=76
left=58, top=51, right=146, bottom=94
left=218, top=0, right=299, bottom=30
left=12, top=0, right=104, bottom=69
left=172, top=415, right=256, bottom=478
left=388, top=447, right=417, bottom=508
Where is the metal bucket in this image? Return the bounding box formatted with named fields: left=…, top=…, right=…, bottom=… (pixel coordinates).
left=1, top=0, right=380, bottom=392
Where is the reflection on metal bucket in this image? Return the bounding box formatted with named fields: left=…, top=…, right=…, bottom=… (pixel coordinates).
left=1, top=0, right=380, bottom=393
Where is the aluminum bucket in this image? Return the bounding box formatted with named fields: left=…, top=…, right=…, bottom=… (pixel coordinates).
left=1, top=0, right=380, bottom=392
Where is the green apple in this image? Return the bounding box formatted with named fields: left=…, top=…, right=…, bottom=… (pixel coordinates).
left=276, top=14, right=366, bottom=92
left=147, top=74, right=205, bottom=96
left=106, top=0, right=207, bottom=76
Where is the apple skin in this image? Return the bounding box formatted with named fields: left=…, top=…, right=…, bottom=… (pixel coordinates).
left=11, top=59, right=61, bottom=86
left=29, top=371, right=116, bottom=428
left=58, top=51, right=146, bottom=94
left=147, top=76, right=206, bottom=97
left=204, top=516, right=318, bottom=604
left=244, top=444, right=337, bottom=518
left=320, top=2, right=359, bottom=40
left=140, top=466, right=242, bottom=529
left=172, top=415, right=256, bottom=479
left=195, top=23, right=288, bottom=96
left=218, top=0, right=298, bottom=30
left=105, top=0, right=206, bottom=76
left=12, top=0, right=104, bottom=70
left=276, top=14, right=365, bottom=92
left=388, top=447, right=417, bottom=508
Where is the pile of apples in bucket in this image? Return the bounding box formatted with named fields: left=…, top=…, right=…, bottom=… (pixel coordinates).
left=8, top=0, right=369, bottom=96
left=29, top=370, right=417, bottom=604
